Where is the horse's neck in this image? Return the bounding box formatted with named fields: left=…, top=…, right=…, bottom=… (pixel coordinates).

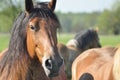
left=67, top=45, right=81, bottom=58
left=0, top=50, right=31, bottom=80
left=113, top=47, right=120, bottom=80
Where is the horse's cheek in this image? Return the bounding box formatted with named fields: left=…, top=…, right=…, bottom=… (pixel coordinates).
left=35, top=47, right=43, bottom=63
left=27, top=29, right=35, bottom=58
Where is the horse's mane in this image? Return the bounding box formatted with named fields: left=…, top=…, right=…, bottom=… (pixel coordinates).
left=74, top=29, right=100, bottom=50
left=0, top=2, right=61, bottom=80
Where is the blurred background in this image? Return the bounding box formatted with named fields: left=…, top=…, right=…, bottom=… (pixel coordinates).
left=0, top=0, right=120, bottom=51
left=0, top=0, right=120, bottom=34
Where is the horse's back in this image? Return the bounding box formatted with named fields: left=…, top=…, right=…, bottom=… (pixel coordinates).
left=72, top=46, right=117, bottom=80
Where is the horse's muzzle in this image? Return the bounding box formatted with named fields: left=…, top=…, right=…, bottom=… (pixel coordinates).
left=43, top=55, right=63, bottom=77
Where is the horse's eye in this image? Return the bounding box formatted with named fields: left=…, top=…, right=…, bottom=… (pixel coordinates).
left=30, top=25, right=36, bottom=30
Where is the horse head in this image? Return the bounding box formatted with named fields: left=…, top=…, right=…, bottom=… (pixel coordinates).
left=25, top=0, right=63, bottom=77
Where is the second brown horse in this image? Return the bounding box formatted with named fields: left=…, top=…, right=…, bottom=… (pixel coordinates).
left=72, top=46, right=120, bottom=80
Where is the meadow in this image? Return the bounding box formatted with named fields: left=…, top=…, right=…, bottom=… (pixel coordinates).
left=0, top=33, right=120, bottom=52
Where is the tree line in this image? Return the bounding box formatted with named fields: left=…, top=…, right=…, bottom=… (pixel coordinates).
left=0, top=0, right=120, bottom=35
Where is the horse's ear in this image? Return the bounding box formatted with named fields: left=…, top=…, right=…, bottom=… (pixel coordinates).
left=48, top=0, right=56, bottom=11
left=25, top=0, right=34, bottom=14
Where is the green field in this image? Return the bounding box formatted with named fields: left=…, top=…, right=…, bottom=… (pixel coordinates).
left=0, top=34, right=10, bottom=52
left=0, top=33, right=120, bottom=52
left=58, top=33, right=120, bottom=46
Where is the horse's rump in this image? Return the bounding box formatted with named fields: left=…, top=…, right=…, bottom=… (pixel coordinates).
left=72, top=46, right=117, bottom=80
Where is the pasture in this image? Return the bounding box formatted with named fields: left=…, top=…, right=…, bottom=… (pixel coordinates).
left=58, top=33, right=120, bottom=47
left=0, top=33, right=120, bottom=52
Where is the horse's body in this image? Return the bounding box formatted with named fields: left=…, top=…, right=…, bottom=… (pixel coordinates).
left=58, top=29, right=101, bottom=79
left=0, top=0, right=66, bottom=80
left=72, top=46, right=118, bottom=80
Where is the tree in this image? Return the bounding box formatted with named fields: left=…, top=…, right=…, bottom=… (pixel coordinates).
left=97, top=0, right=120, bottom=35
left=97, top=10, right=114, bottom=34
left=0, top=0, right=38, bottom=32
left=112, top=0, right=120, bottom=35
left=0, top=0, right=23, bottom=32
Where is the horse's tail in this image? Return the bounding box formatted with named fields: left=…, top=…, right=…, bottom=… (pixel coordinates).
left=113, top=47, right=120, bottom=80
left=79, top=73, right=94, bottom=80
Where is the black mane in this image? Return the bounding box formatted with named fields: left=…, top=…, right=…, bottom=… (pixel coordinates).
left=74, top=29, right=101, bottom=50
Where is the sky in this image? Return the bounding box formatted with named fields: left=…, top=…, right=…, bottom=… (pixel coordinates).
left=40, top=0, right=115, bottom=13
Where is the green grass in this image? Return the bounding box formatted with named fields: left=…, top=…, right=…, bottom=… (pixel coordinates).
left=0, top=33, right=120, bottom=52
left=100, top=35, right=120, bottom=47
left=58, top=33, right=120, bottom=47
left=58, top=33, right=74, bottom=44
left=0, top=34, right=10, bottom=52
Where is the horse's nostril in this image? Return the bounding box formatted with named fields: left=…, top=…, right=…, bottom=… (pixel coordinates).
left=45, top=59, right=52, bottom=70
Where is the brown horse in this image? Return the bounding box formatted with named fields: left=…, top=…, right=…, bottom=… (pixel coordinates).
left=72, top=46, right=119, bottom=80
left=58, top=29, right=101, bottom=79
left=0, top=0, right=66, bottom=80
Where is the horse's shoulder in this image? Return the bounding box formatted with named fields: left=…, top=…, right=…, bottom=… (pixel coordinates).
left=73, top=48, right=100, bottom=63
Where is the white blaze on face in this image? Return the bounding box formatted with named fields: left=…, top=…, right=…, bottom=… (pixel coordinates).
left=42, top=55, right=51, bottom=76
left=42, top=47, right=54, bottom=76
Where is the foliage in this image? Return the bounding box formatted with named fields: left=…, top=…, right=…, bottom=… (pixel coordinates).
left=0, top=0, right=22, bottom=32
left=0, top=0, right=37, bottom=32
left=97, top=10, right=114, bottom=34
left=0, top=34, right=10, bottom=52
left=112, top=4, right=120, bottom=35
left=56, top=12, right=100, bottom=33
left=0, top=0, right=120, bottom=35
left=0, top=6, right=21, bottom=32
left=97, top=0, right=120, bottom=35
